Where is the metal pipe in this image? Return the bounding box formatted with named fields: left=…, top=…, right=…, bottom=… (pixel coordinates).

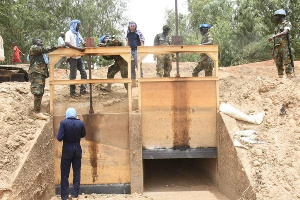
left=175, top=0, right=180, bottom=77
left=87, top=26, right=94, bottom=114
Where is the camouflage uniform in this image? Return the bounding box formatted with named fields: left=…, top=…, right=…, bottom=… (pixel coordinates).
left=154, top=33, right=172, bottom=77
left=103, top=39, right=128, bottom=90
left=273, top=20, right=292, bottom=75
left=192, top=32, right=214, bottom=77
left=28, top=45, right=56, bottom=112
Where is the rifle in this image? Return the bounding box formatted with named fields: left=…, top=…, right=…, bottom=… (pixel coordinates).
left=286, top=32, right=295, bottom=74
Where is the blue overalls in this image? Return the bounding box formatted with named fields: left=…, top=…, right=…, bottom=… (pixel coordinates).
left=57, top=117, right=86, bottom=200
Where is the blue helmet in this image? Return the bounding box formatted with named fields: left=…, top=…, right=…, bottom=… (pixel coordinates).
left=199, top=24, right=211, bottom=29
left=274, top=9, right=286, bottom=16
left=100, top=35, right=109, bottom=43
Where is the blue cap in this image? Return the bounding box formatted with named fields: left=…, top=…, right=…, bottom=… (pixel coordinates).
left=199, top=24, right=211, bottom=29
left=100, top=35, right=109, bottom=43
left=274, top=9, right=286, bottom=16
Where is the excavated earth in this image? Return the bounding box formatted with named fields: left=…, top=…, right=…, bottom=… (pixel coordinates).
left=0, top=60, right=299, bottom=200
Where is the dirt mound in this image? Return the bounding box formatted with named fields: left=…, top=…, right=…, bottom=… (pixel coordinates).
left=0, top=82, right=50, bottom=199
left=1, top=60, right=300, bottom=199
left=219, top=61, right=300, bottom=199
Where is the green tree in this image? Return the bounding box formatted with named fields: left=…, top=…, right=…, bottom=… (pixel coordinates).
left=0, top=0, right=128, bottom=65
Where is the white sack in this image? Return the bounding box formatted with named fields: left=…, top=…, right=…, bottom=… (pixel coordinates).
left=219, top=102, right=265, bottom=124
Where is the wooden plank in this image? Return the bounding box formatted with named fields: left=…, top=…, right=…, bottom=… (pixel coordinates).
left=142, top=148, right=218, bottom=159
left=138, top=77, right=219, bottom=82
left=54, top=113, right=130, bottom=185
left=137, top=45, right=218, bottom=54
left=129, top=113, right=143, bottom=193
left=50, top=78, right=131, bottom=85
left=141, top=80, right=217, bottom=149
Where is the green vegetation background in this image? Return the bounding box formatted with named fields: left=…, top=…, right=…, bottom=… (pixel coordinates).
left=1, top=0, right=299, bottom=67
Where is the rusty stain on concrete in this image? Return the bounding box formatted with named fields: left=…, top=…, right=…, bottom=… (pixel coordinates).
left=83, top=114, right=101, bottom=183
left=172, top=81, right=191, bottom=149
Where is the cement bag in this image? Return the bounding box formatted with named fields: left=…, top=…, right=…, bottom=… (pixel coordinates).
left=219, top=102, right=265, bottom=124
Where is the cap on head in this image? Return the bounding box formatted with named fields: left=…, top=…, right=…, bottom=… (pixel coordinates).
left=163, top=25, right=170, bottom=31
left=66, top=108, right=77, bottom=118
left=274, top=9, right=286, bottom=16
left=100, top=35, right=110, bottom=43
left=199, top=24, right=211, bottom=29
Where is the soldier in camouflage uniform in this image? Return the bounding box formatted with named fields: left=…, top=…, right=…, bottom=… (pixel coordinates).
left=154, top=25, right=173, bottom=77
left=29, top=38, right=57, bottom=120
left=99, top=35, right=128, bottom=91
left=268, top=9, right=293, bottom=78
left=192, top=24, right=214, bottom=77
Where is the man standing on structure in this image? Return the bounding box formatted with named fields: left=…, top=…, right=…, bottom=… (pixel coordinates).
left=29, top=38, right=57, bottom=120
left=268, top=9, right=293, bottom=78
left=57, top=108, right=86, bottom=200
left=126, top=21, right=145, bottom=86
left=192, top=24, right=214, bottom=77
left=154, top=25, right=173, bottom=77
left=55, top=32, right=67, bottom=69
left=65, top=20, right=87, bottom=96
left=12, top=42, right=24, bottom=64
left=99, top=35, right=128, bottom=92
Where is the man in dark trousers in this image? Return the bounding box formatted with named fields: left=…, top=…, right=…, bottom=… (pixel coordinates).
left=29, top=38, right=58, bottom=120
left=126, top=21, right=145, bottom=87
left=65, top=19, right=87, bottom=96
left=57, top=108, right=86, bottom=200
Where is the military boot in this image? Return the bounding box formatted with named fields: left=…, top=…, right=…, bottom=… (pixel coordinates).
left=287, top=74, right=293, bottom=79
left=278, top=75, right=283, bottom=78
left=100, top=83, right=112, bottom=92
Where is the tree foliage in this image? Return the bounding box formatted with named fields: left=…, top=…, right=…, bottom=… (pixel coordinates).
left=0, top=0, right=128, bottom=65
left=165, top=0, right=300, bottom=67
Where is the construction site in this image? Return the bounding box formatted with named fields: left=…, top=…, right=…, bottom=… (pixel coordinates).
left=0, top=33, right=300, bottom=200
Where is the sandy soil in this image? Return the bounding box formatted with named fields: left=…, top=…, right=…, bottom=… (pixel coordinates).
left=1, top=60, right=300, bottom=200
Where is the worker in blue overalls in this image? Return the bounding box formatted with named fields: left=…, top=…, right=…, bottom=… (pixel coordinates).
left=57, top=108, right=86, bottom=200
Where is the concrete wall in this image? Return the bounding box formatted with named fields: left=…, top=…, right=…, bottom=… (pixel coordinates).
left=217, top=113, right=256, bottom=200
left=11, top=119, right=55, bottom=200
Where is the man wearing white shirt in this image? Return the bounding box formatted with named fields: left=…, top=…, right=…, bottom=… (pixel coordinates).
left=55, top=32, right=67, bottom=69
left=65, top=20, right=87, bottom=96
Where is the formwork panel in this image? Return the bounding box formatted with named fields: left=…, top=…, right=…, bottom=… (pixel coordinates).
left=141, top=80, right=217, bottom=149
left=53, top=113, right=130, bottom=185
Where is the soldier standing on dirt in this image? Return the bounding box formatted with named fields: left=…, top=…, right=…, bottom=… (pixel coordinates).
left=126, top=21, right=145, bottom=87
left=268, top=9, right=293, bottom=78
left=192, top=24, right=214, bottom=77
left=57, top=108, right=86, bottom=200
left=65, top=20, right=87, bottom=97
left=99, top=35, right=128, bottom=92
left=29, top=38, right=58, bottom=120
left=154, top=25, right=173, bottom=77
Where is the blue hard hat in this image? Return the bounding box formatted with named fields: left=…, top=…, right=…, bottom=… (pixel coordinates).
left=274, top=9, right=286, bottom=16
left=199, top=24, right=211, bottom=29
left=100, top=35, right=109, bottom=43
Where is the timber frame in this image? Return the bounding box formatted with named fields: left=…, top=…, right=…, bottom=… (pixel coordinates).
left=50, top=45, right=219, bottom=194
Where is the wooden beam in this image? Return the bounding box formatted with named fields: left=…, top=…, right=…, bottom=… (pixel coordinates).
left=49, top=78, right=132, bottom=85
left=138, top=77, right=219, bottom=82
left=142, top=148, right=218, bottom=159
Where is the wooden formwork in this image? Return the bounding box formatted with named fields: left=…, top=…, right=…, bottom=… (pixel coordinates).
left=137, top=45, right=219, bottom=149
left=49, top=45, right=219, bottom=194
